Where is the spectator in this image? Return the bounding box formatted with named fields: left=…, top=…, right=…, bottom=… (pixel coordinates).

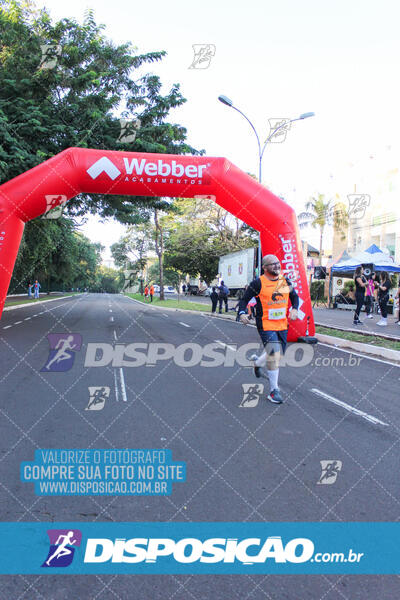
left=218, top=280, right=229, bottom=314
left=28, top=281, right=32, bottom=298
left=149, top=284, right=154, bottom=302
left=210, top=286, right=219, bottom=313
left=353, top=266, right=367, bottom=325
left=364, top=272, right=377, bottom=319
left=144, top=285, right=149, bottom=299
left=395, top=281, right=400, bottom=324
left=247, top=296, right=257, bottom=320
left=376, top=271, right=391, bottom=327
left=182, top=283, right=186, bottom=294
left=33, top=279, right=41, bottom=299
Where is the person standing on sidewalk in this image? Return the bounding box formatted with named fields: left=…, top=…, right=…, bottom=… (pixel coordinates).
left=33, top=279, right=41, bottom=299
left=376, top=271, right=391, bottom=327
left=218, top=281, right=229, bottom=314
left=395, top=281, right=400, bottom=324
left=353, top=266, right=367, bottom=325
left=149, top=284, right=154, bottom=302
left=238, top=254, right=299, bottom=405
left=364, top=272, right=376, bottom=319
left=28, top=281, right=33, bottom=298
left=210, top=286, right=218, bottom=313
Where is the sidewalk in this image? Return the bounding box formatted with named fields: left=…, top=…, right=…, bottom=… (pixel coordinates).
left=313, top=307, right=400, bottom=340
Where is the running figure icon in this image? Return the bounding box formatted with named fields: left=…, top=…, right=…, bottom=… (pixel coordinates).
left=45, top=531, right=77, bottom=566
left=40, top=333, right=82, bottom=373
left=44, top=335, right=77, bottom=370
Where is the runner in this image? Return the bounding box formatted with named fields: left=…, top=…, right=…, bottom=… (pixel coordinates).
left=238, top=254, right=299, bottom=404
left=44, top=335, right=77, bottom=371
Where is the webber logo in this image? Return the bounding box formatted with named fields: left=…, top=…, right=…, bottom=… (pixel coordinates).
left=84, top=536, right=314, bottom=565
left=87, top=156, right=210, bottom=184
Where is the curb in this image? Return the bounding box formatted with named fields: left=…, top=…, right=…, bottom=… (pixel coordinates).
left=3, top=293, right=83, bottom=312
left=316, top=333, right=400, bottom=364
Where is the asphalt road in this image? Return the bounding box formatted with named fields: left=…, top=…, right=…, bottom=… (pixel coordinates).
left=0, top=293, right=399, bottom=599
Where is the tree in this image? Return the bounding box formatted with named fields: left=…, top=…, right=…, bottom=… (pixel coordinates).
left=0, top=2, right=201, bottom=222
left=298, top=194, right=348, bottom=264
left=163, top=197, right=258, bottom=283
left=9, top=216, right=103, bottom=292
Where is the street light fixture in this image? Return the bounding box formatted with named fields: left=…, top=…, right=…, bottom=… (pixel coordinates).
left=218, top=95, right=315, bottom=274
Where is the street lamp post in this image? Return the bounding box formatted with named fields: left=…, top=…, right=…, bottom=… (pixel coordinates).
left=218, top=95, right=314, bottom=275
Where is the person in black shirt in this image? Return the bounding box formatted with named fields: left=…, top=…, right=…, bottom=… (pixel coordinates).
left=353, top=266, right=367, bottom=325
left=209, top=286, right=219, bottom=314
left=376, top=271, right=391, bottom=327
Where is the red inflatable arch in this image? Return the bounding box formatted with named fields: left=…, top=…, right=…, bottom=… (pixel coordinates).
left=0, top=148, right=315, bottom=341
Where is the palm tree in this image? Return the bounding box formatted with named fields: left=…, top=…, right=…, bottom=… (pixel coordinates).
left=298, top=194, right=348, bottom=264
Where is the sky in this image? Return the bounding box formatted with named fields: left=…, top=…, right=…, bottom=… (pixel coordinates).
left=37, top=0, right=400, bottom=261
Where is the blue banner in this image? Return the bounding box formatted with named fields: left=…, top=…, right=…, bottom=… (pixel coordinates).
left=0, top=522, right=398, bottom=574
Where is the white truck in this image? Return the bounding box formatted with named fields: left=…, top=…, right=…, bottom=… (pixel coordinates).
left=218, top=247, right=257, bottom=297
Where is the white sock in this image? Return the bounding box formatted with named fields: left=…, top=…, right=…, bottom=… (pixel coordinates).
left=267, top=369, right=279, bottom=391
left=255, top=352, right=267, bottom=367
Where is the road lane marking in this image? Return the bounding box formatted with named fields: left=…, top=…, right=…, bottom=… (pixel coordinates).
left=110, top=316, right=114, bottom=322
left=113, top=369, right=120, bottom=402
left=311, top=388, right=389, bottom=426
left=109, top=309, right=112, bottom=312
left=113, top=330, right=117, bottom=341
left=24, top=317, right=31, bottom=321
left=179, top=322, right=190, bottom=328
left=215, top=339, right=237, bottom=351
left=14, top=321, right=22, bottom=325
left=3, top=325, right=12, bottom=329
left=120, top=368, right=127, bottom=402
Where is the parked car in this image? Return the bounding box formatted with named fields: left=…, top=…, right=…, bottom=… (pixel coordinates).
left=152, top=285, right=160, bottom=293
left=163, top=285, right=175, bottom=294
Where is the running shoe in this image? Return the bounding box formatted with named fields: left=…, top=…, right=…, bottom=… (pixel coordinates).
left=366, top=314, right=373, bottom=319
left=267, top=389, right=283, bottom=404
left=250, top=354, right=265, bottom=379
left=353, top=319, right=363, bottom=325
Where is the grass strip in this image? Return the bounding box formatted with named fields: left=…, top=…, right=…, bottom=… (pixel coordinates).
left=316, top=325, right=400, bottom=351
left=4, top=293, right=78, bottom=307
left=125, top=293, right=213, bottom=313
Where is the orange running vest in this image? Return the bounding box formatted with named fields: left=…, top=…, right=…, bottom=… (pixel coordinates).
left=257, top=274, right=290, bottom=331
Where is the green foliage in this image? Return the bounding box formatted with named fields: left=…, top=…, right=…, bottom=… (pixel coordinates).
left=0, top=1, right=201, bottom=223
left=147, top=262, right=180, bottom=287
left=9, top=216, right=102, bottom=292
left=310, top=280, right=325, bottom=301
left=90, top=265, right=123, bottom=293
left=342, top=280, right=355, bottom=294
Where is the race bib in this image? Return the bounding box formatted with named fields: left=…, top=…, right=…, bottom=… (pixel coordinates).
left=268, top=308, right=286, bottom=320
